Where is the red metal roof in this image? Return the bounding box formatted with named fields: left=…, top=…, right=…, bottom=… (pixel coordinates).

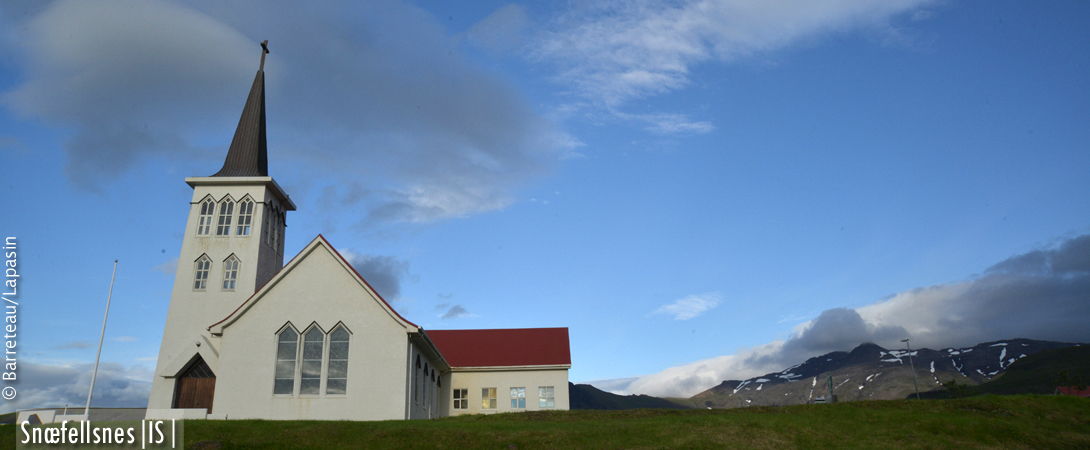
left=1058, top=386, right=1090, bottom=398
left=426, top=328, right=571, bottom=368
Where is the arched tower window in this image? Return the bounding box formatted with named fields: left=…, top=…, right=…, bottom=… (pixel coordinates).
left=196, top=198, right=214, bottom=236
left=193, top=255, right=212, bottom=291
left=300, top=326, right=325, bottom=395
left=221, top=255, right=240, bottom=291
left=325, top=326, right=350, bottom=395
left=274, top=327, right=298, bottom=395
left=262, top=203, right=271, bottom=244
left=216, top=198, right=234, bottom=236
left=235, top=199, right=254, bottom=236
left=272, top=209, right=282, bottom=253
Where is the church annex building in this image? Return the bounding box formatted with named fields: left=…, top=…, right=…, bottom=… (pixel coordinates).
left=145, top=43, right=571, bottom=421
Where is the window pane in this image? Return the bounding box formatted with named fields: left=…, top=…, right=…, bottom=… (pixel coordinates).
left=194, top=257, right=211, bottom=290
left=275, top=360, right=295, bottom=378
left=325, top=327, right=349, bottom=396
left=326, top=379, right=346, bottom=395
left=301, top=360, right=321, bottom=378
left=275, top=329, right=298, bottom=395
left=329, top=342, right=348, bottom=360
left=482, top=388, right=496, bottom=409
left=303, top=341, right=323, bottom=359
left=274, top=379, right=294, bottom=395
left=300, top=378, right=320, bottom=395
left=327, top=360, right=348, bottom=379
left=277, top=342, right=296, bottom=360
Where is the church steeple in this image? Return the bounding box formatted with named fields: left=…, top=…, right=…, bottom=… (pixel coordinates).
left=213, top=40, right=270, bottom=177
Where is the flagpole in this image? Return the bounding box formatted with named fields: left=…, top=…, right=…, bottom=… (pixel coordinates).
left=85, top=260, right=117, bottom=421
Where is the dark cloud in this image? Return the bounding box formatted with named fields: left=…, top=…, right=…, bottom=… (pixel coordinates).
left=785, top=309, right=903, bottom=357
left=1, top=361, right=152, bottom=414
left=346, top=253, right=410, bottom=300
left=0, top=0, right=256, bottom=188
left=986, top=234, right=1090, bottom=275
left=441, top=305, right=469, bottom=320
left=1, top=0, right=574, bottom=222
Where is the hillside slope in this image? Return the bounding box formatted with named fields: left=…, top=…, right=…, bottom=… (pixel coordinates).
left=569, top=382, right=690, bottom=410
left=919, top=344, right=1090, bottom=399
left=681, top=338, right=1076, bottom=408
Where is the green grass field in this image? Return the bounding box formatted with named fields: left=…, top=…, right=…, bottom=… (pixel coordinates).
left=4, top=395, right=1088, bottom=449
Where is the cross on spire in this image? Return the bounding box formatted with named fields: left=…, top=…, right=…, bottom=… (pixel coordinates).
left=259, top=40, right=270, bottom=71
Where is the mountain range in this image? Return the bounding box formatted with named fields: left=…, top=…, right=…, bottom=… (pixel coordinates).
left=573, top=338, right=1083, bottom=410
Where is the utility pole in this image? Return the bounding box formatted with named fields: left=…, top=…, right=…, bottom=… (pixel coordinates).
left=903, top=338, right=920, bottom=400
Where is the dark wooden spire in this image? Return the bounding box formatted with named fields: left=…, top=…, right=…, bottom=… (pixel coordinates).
left=212, top=40, right=270, bottom=177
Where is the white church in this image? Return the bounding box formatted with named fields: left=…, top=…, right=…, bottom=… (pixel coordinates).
left=145, top=42, right=570, bottom=421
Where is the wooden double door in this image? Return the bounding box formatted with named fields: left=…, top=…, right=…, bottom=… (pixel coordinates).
left=173, top=356, right=215, bottom=413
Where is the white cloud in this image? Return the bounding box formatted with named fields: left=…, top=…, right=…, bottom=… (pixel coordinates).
left=652, top=293, right=721, bottom=320
left=536, top=0, right=934, bottom=107
left=615, top=111, right=715, bottom=135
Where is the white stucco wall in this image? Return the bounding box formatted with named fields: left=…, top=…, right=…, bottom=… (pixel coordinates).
left=148, top=178, right=291, bottom=411
left=214, top=241, right=423, bottom=421
left=444, top=369, right=569, bottom=416
left=407, top=344, right=444, bottom=420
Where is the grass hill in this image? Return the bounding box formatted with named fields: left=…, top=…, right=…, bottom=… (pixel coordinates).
left=921, top=344, right=1090, bottom=399
left=569, top=382, right=690, bottom=410
left=5, top=395, right=1087, bottom=449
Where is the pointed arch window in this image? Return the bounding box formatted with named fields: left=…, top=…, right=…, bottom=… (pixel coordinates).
left=326, top=326, right=350, bottom=395
left=216, top=198, right=234, bottom=236
left=262, top=203, right=271, bottom=244
left=273, top=211, right=283, bottom=254
left=196, top=198, right=214, bottom=236
left=270, top=207, right=280, bottom=249
left=415, top=355, right=421, bottom=404
left=274, top=327, right=298, bottom=395
left=300, top=327, right=325, bottom=395
left=423, top=362, right=430, bottom=405
left=236, top=199, right=254, bottom=236
left=193, top=255, right=212, bottom=290
left=222, top=255, right=240, bottom=291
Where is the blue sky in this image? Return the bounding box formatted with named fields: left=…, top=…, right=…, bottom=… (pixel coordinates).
left=1, top=0, right=1088, bottom=410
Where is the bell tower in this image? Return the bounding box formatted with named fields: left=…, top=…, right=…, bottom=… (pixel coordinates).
left=147, top=41, right=296, bottom=415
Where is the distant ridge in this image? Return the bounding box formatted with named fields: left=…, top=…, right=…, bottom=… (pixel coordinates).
left=576, top=338, right=1085, bottom=410
left=682, top=338, right=1081, bottom=409
left=569, top=383, right=689, bottom=410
